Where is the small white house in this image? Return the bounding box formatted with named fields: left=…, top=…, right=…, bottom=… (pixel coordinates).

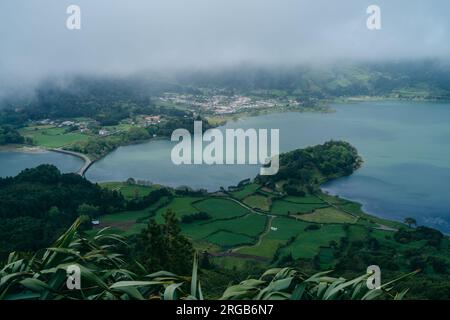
left=270, top=227, right=278, bottom=231
left=61, top=120, right=75, bottom=126
left=91, top=220, right=100, bottom=226
left=98, top=129, right=109, bottom=136
left=144, top=115, right=161, bottom=125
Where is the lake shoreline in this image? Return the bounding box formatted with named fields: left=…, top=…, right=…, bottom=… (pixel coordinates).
left=85, top=100, right=450, bottom=233
left=3, top=100, right=450, bottom=233
left=6, top=96, right=442, bottom=162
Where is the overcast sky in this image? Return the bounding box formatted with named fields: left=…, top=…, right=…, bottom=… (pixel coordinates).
left=1, top=0, right=450, bottom=90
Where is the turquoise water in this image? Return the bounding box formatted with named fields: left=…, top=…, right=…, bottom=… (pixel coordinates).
left=2, top=100, right=450, bottom=232
left=86, top=100, right=450, bottom=233
left=0, top=150, right=83, bottom=178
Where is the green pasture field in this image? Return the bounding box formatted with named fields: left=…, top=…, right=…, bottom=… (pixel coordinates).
left=87, top=179, right=450, bottom=280
left=284, top=195, right=325, bottom=204
left=206, top=231, right=255, bottom=247
left=20, top=126, right=90, bottom=148
left=100, top=210, right=151, bottom=224
left=237, top=238, right=285, bottom=259
left=369, top=229, right=428, bottom=251
left=91, top=209, right=153, bottom=237
left=243, top=194, right=271, bottom=211
left=279, top=224, right=346, bottom=260
left=103, top=123, right=133, bottom=132
left=229, top=183, right=260, bottom=199
left=203, top=213, right=267, bottom=238
left=271, top=199, right=328, bottom=215
left=154, top=197, right=204, bottom=222
left=210, top=256, right=266, bottom=270
left=100, top=182, right=162, bottom=199
left=337, top=201, right=404, bottom=229
left=182, top=213, right=266, bottom=242
left=194, top=198, right=250, bottom=220
left=238, top=217, right=310, bottom=258
left=319, top=193, right=349, bottom=205
left=345, top=224, right=370, bottom=242
left=296, top=207, right=357, bottom=224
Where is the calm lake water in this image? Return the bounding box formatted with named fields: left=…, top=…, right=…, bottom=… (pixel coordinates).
left=2, top=100, right=450, bottom=232
left=0, top=150, right=83, bottom=178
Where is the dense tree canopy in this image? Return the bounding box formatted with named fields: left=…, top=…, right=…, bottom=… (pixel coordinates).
left=132, top=210, right=194, bottom=275
left=0, top=125, right=26, bottom=145
left=257, top=140, right=361, bottom=195
left=0, top=165, right=126, bottom=256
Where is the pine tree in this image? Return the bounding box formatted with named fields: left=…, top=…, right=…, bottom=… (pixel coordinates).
left=134, top=209, right=194, bottom=275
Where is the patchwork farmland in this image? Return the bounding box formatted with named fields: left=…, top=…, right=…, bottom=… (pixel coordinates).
left=94, top=180, right=412, bottom=269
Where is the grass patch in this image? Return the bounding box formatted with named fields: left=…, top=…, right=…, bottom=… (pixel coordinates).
left=271, top=199, right=328, bottom=216
left=96, top=196, right=195, bottom=234
left=206, top=231, right=255, bottom=247
left=243, top=195, right=271, bottom=211
left=154, top=197, right=203, bottom=223
left=94, top=208, right=155, bottom=236
left=229, top=183, right=260, bottom=200
left=284, top=195, right=325, bottom=204
left=280, top=224, right=346, bottom=260
left=101, top=210, right=151, bottom=224
left=346, top=225, right=370, bottom=242
left=210, top=256, right=265, bottom=270
left=370, top=229, right=426, bottom=250
left=238, top=217, right=310, bottom=258
left=338, top=202, right=404, bottom=229
left=100, top=182, right=162, bottom=200
left=181, top=221, right=218, bottom=240
left=319, top=193, right=348, bottom=205
left=183, top=213, right=267, bottom=241
left=194, top=198, right=250, bottom=220
left=296, top=207, right=356, bottom=224
left=238, top=239, right=285, bottom=259
left=20, top=126, right=90, bottom=148
left=122, top=223, right=147, bottom=236
left=204, top=213, right=267, bottom=238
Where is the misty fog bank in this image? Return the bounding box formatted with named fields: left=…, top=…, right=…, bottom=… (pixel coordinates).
left=2, top=59, right=450, bottom=109
left=1, top=0, right=450, bottom=96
